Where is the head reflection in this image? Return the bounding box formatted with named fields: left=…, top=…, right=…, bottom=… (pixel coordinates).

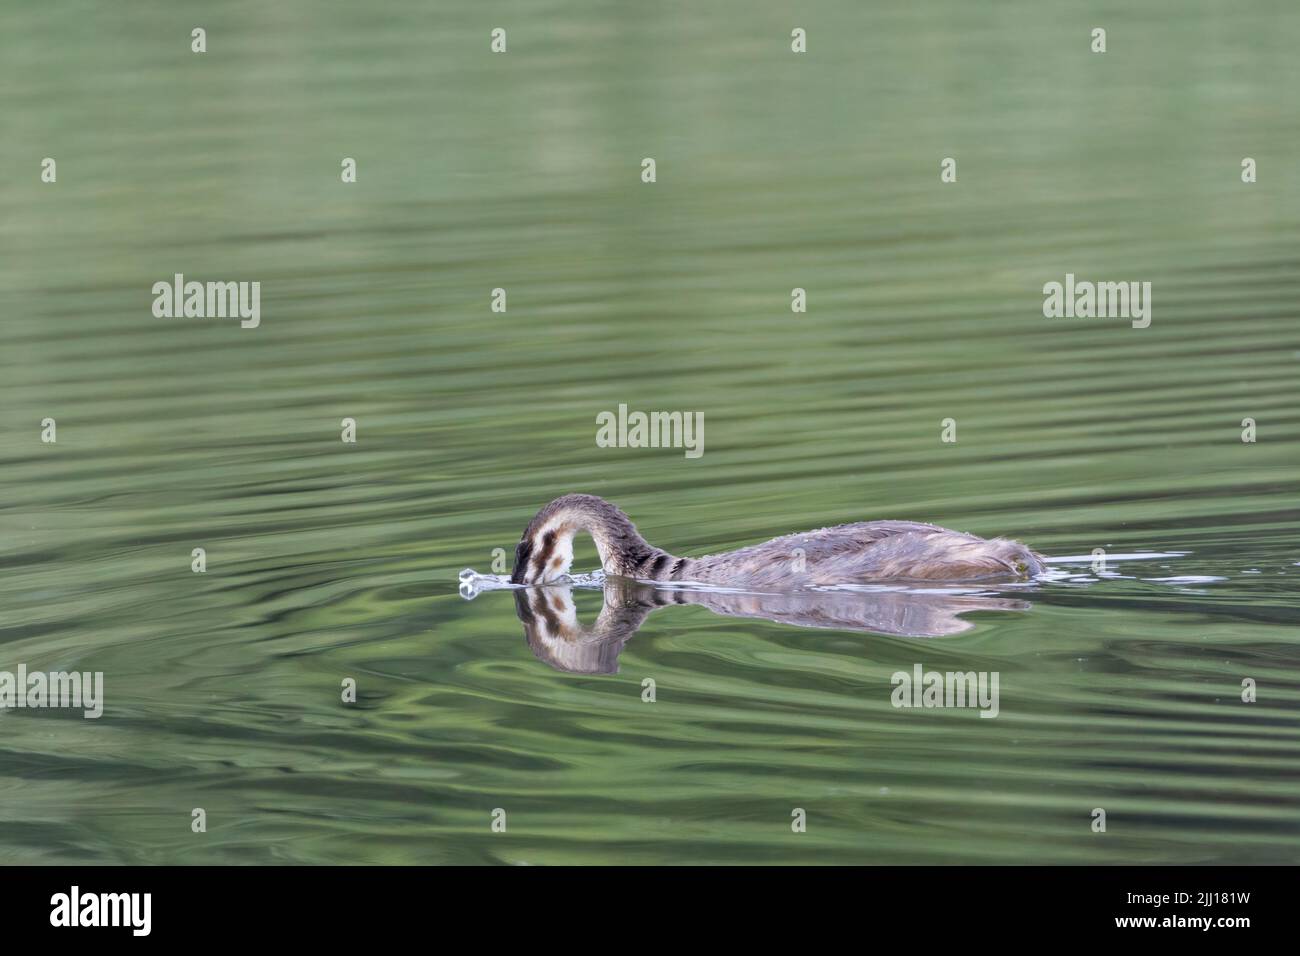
left=513, top=577, right=1030, bottom=674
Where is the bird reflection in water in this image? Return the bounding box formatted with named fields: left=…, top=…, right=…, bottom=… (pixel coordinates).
left=510, top=577, right=1031, bottom=674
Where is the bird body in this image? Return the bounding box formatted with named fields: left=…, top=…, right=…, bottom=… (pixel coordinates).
left=510, top=494, right=1044, bottom=587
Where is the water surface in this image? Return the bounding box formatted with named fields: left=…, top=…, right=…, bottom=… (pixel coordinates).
left=1, top=0, right=1298, bottom=864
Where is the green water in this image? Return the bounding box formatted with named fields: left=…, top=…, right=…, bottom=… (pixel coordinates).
left=1, top=1, right=1298, bottom=864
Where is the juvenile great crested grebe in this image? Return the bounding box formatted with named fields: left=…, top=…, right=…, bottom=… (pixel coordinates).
left=510, top=493, right=1045, bottom=587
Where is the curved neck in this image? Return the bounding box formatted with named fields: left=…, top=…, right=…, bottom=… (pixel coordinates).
left=513, top=494, right=679, bottom=583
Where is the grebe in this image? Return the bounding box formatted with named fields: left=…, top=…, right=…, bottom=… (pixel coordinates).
left=510, top=493, right=1044, bottom=587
